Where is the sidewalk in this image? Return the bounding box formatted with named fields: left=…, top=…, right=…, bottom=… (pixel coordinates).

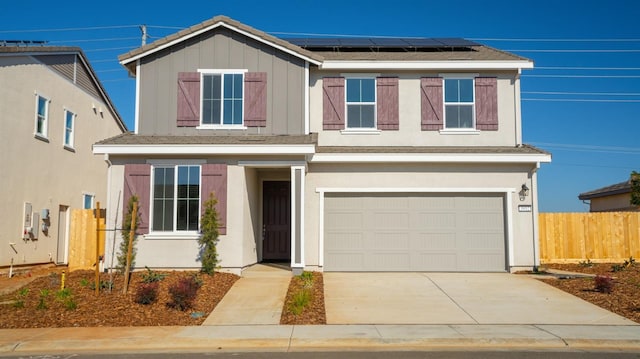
left=1, top=324, right=640, bottom=354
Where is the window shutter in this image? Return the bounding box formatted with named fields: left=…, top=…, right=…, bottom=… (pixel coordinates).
left=244, top=72, right=267, bottom=127
left=475, top=77, right=498, bottom=131
left=123, top=164, right=151, bottom=235
left=201, top=164, right=227, bottom=235
left=376, top=77, right=399, bottom=130
left=177, top=72, right=200, bottom=127
left=322, top=77, right=345, bottom=130
left=420, top=77, right=444, bottom=131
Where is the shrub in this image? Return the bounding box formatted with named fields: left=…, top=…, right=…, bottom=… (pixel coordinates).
left=13, top=288, right=29, bottom=308
left=168, top=276, right=201, bottom=311
left=594, top=275, right=614, bottom=294
left=135, top=282, right=160, bottom=305
left=37, top=289, right=50, bottom=310
left=141, top=266, right=166, bottom=283
left=118, top=195, right=139, bottom=272
left=299, top=271, right=314, bottom=289
left=199, top=192, right=221, bottom=275
left=289, top=289, right=311, bottom=315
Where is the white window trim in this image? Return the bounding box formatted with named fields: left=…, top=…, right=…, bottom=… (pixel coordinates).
left=63, top=108, right=76, bottom=150
left=442, top=75, right=476, bottom=130
left=149, top=164, right=202, bottom=235
left=344, top=76, right=377, bottom=130
left=34, top=93, right=50, bottom=140
left=198, top=69, right=248, bottom=127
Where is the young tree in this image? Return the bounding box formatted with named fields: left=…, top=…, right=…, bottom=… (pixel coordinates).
left=631, top=171, right=640, bottom=207
left=199, top=192, right=221, bottom=275
left=117, top=195, right=139, bottom=272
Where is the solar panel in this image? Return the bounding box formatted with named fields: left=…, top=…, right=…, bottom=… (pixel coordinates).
left=285, top=37, right=479, bottom=49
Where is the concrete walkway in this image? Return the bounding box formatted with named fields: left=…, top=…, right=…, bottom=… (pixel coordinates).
left=202, top=264, right=291, bottom=325
left=324, top=272, right=634, bottom=325
left=2, top=324, right=640, bottom=354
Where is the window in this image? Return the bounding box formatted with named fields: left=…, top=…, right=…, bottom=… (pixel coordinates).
left=64, top=109, right=75, bottom=148
left=83, top=194, right=94, bottom=209
left=202, top=72, right=243, bottom=126
left=35, top=95, right=49, bottom=138
left=346, top=78, right=376, bottom=129
left=152, top=165, right=201, bottom=232
left=444, top=78, right=474, bottom=129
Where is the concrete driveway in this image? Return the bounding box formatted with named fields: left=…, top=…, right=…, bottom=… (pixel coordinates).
left=324, top=272, right=635, bottom=325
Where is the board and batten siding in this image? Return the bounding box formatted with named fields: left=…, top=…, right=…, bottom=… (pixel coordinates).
left=137, top=28, right=306, bottom=135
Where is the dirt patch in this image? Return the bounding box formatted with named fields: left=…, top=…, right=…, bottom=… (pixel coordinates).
left=0, top=268, right=238, bottom=328
left=280, top=271, right=326, bottom=325
left=540, top=262, right=640, bottom=324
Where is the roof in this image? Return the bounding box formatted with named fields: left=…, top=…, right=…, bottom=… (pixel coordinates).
left=118, top=16, right=531, bottom=74
left=578, top=180, right=632, bottom=200
left=315, top=145, right=548, bottom=155
left=0, top=46, right=127, bottom=132
left=95, top=133, right=318, bottom=146
left=118, top=15, right=324, bottom=74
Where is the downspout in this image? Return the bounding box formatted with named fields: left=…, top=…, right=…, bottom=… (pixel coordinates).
left=530, top=163, right=540, bottom=271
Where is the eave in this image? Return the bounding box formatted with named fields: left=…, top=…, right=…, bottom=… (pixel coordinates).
left=92, top=144, right=316, bottom=156
left=319, top=60, right=534, bottom=71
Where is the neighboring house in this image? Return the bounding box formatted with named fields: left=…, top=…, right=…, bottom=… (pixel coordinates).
left=0, top=45, right=126, bottom=268
left=578, top=180, right=638, bottom=212
left=94, top=16, right=551, bottom=274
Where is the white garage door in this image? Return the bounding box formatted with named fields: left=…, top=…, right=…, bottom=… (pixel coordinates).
left=324, top=193, right=506, bottom=272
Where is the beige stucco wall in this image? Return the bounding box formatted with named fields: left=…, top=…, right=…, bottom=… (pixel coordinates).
left=309, top=71, right=521, bottom=147
left=303, top=163, right=539, bottom=271
left=590, top=193, right=637, bottom=212
left=0, top=56, right=123, bottom=267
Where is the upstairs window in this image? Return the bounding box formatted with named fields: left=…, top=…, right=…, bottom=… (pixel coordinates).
left=64, top=109, right=76, bottom=148
left=35, top=95, right=49, bottom=138
left=202, top=72, right=244, bottom=126
left=152, top=165, right=201, bottom=232
left=346, top=78, right=376, bottom=129
left=444, top=78, right=474, bottom=129
left=83, top=193, right=95, bottom=209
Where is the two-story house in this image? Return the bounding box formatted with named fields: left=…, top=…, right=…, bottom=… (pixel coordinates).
left=94, top=16, right=551, bottom=275
left=0, top=45, right=126, bottom=269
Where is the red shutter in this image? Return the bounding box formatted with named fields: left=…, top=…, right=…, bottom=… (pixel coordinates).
left=322, top=77, right=345, bottom=130
left=201, top=164, right=227, bottom=235
left=177, top=72, right=200, bottom=127
left=244, top=72, right=267, bottom=127
left=475, top=77, right=498, bottom=131
left=123, top=164, right=151, bottom=235
left=376, top=77, right=399, bottom=130
left=421, top=77, right=444, bottom=131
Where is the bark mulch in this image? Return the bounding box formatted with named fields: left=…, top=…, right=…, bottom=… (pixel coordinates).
left=539, top=262, right=640, bottom=324
left=280, top=271, right=326, bottom=325
left=0, top=268, right=238, bottom=328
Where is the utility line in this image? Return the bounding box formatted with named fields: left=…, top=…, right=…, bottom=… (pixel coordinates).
left=536, top=66, right=640, bottom=71
left=522, top=74, right=640, bottom=78
left=48, top=37, right=140, bottom=44
left=0, top=25, right=139, bottom=33
left=522, top=91, right=640, bottom=96
left=523, top=98, right=640, bottom=103
left=472, top=38, right=640, bottom=42
left=507, top=49, right=640, bottom=53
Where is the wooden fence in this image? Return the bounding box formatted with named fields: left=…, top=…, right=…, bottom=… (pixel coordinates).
left=68, top=209, right=105, bottom=271
left=539, top=212, right=640, bottom=263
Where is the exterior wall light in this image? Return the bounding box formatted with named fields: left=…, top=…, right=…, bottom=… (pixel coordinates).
left=519, top=184, right=530, bottom=201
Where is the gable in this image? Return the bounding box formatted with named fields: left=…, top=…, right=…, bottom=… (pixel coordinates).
left=34, top=54, right=102, bottom=100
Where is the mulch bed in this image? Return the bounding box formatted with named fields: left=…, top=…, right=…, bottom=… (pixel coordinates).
left=539, top=262, right=640, bottom=324
left=0, top=269, right=238, bottom=328
left=280, top=271, right=326, bottom=325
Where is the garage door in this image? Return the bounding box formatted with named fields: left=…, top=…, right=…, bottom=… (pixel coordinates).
left=324, top=193, right=506, bottom=272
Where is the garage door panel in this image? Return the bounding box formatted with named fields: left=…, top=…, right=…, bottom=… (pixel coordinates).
left=324, top=193, right=506, bottom=272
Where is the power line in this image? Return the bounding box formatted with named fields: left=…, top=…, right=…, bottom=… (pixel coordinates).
left=523, top=98, right=640, bottom=103
left=472, top=38, right=640, bottom=42
left=536, top=66, right=640, bottom=71
left=522, top=91, right=640, bottom=96
left=0, top=25, right=139, bottom=33
left=507, top=49, right=640, bottom=53
left=530, top=142, right=640, bottom=154
left=48, top=37, right=140, bottom=44
left=522, top=74, right=640, bottom=79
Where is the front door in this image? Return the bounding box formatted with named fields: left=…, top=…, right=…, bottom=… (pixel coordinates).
left=262, top=181, right=291, bottom=261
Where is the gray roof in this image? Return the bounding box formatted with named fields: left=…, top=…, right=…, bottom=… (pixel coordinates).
left=118, top=15, right=324, bottom=73
left=118, top=15, right=530, bottom=73
left=95, top=133, right=318, bottom=145
left=316, top=144, right=548, bottom=155
left=578, top=180, right=631, bottom=200
left=0, top=46, right=127, bottom=132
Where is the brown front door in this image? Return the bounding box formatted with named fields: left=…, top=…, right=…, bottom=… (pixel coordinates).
left=262, top=181, right=291, bottom=261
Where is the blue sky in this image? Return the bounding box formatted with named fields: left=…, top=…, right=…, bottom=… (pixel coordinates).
left=2, top=0, right=638, bottom=212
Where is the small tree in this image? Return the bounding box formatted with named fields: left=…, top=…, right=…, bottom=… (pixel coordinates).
left=117, top=195, right=139, bottom=273
left=199, top=192, right=221, bottom=275
left=631, top=171, right=640, bottom=207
